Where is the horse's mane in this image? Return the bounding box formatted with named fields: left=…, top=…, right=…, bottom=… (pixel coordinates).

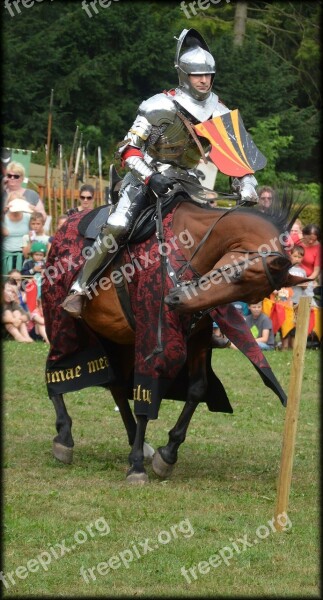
left=238, top=189, right=308, bottom=232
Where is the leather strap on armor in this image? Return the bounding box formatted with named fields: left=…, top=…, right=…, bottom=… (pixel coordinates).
left=176, top=111, right=208, bottom=164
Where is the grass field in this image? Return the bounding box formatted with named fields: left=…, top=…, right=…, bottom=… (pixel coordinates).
left=2, top=341, right=320, bottom=597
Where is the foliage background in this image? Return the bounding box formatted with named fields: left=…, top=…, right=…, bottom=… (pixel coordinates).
left=2, top=1, right=321, bottom=190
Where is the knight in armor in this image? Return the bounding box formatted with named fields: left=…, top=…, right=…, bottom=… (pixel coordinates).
left=62, top=28, right=260, bottom=317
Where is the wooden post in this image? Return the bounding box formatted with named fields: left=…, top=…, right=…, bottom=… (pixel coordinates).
left=68, top=125, right=79, bottom=181
left=44, top=89, right=54, bottom=212
left=59, top=144, right=64, bottom=215
left=274, top=296, right=311, bottom=530
left=98, top=146, right=103, bottom=205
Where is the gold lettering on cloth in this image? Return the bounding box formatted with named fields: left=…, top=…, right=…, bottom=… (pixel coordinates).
left=133, top=384, right=152, bottom=404
left=87, top=356, right=109, bottom=374
left=46, top=365, right=82, bottom=383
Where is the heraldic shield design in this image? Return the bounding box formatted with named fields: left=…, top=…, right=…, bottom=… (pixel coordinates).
left=194, top=109, right=267, bottom=177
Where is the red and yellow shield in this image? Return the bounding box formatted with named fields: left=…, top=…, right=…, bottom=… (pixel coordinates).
left=194, top=109, right=267, bottom=177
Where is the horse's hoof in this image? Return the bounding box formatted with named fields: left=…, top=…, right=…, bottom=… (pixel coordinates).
left=52, top=442, right=73, bottom=464
left=143, top=442, right=155, bottom=462
left=126, top=471, right=149, bottom=485
left=152, top=449, right=174, bottom=479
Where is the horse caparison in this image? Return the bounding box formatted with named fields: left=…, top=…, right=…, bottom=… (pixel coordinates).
left=48, top=192, right=307, bottom=483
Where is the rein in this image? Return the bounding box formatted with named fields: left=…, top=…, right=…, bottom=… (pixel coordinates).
left=145, top=194, right=168, bottom=360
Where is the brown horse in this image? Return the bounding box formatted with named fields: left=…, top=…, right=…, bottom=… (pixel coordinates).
left=45, top=191, right=305, bottom=484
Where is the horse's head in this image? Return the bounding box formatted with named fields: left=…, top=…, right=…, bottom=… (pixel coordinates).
left=164, top=251, right=295, bottom=312
left=165, top=191, right=309, bottom=313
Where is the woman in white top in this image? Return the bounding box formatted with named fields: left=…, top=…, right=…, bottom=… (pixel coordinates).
left=2, top=161, right=47, bottom=220
left=2, top=198, right=33, bottom=274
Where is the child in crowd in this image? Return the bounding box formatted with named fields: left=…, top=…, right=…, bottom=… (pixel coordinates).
left=7, top=268, right=29, bottom=312
left=27, top=298, right=49, bottom=343
left=273, top=245, right=310, bottom=350
left=2, top=281, right=33, bottom=342
left=245, top=302, right=275, bottom=350
left=48, top=214, right=68, bottom=244
left=288, top=245, right=310, bottom=304
left=21, top=242, right=47, bottom=298
left=22, top=212, right=49, bottom=259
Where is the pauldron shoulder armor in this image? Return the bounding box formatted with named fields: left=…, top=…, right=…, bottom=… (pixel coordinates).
left=117, top=93, right=177, bottom=156
left=139, top=93, right=177, bottom=127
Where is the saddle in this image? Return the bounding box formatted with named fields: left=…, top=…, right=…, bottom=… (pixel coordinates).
left=78, top=165, right=214, bottom=244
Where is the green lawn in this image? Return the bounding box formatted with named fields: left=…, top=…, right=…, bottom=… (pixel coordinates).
left=2, top=341, right=320, bottom=597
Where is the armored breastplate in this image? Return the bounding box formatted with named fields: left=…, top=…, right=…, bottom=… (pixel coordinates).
left=147, top=114, right=210, bottom=169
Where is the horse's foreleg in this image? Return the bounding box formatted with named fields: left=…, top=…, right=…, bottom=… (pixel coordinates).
left=50, top=394, right=74, bottom=464
left=152, top=325, right=210, bottom=479
left=109, top=385, right=154, bottom=461
left=126, top=415, right=149, bottom=484
left=152, top=399, right=199, bottom=479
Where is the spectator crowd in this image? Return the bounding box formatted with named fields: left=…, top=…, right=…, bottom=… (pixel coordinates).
left=2, top=166, right=322, bottom=350
left=1, top=161, right=70, bottom=343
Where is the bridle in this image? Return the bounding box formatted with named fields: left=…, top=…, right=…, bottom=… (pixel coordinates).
left=165, top=206, right=290, bottom=291
left=148, top=199, right=289, bottom=359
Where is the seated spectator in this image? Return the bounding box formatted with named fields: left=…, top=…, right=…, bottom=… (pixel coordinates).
left=7, top=268, right=29, bottom=312
left=21, top=242, right=47, bottom=298
left=2, top=281, right=33, bottom=342
left=2, top=197, right=33, bottom=274
left=230, top=301, right=274, bottom=351
left=298, top=223, right=321, bottom=283
left=22, top=212, right=50, bottom=258
left=258, top=186, right=274, bottom=213
left=245, top=302, right=275, bottom=350
left=2, top=161, right=47, bottom=220
left=27, top=298, right=49, bottom=343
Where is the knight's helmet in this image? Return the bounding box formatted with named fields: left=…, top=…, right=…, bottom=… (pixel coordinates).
left=174, top=29, right=216, bottom=101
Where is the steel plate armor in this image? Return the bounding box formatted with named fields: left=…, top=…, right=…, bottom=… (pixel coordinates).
left=62, top=28, right=264, bottom=317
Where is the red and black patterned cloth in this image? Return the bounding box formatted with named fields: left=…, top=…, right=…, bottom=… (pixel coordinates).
left=125, top=210, right=286, bottom=417
left=42, top=207, right=286, bottom=415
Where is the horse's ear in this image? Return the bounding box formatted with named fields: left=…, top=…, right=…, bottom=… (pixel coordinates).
left=283, top=274, right=310, bottom=287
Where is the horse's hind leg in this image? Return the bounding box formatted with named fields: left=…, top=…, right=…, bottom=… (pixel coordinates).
left=109, top=385, right=137, bottom=447
left=127, top=414, right=149, bottom=484
left=50, top=394, right=74, bottom=464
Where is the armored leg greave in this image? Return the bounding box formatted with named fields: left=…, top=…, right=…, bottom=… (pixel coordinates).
left=68, top=183, right=147, bottom=296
